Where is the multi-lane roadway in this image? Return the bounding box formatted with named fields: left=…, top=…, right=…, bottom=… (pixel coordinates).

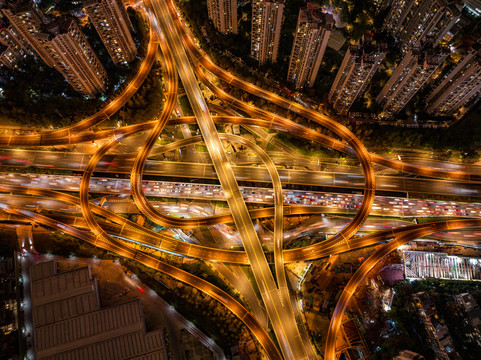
left=151, top=1, right=308, bottom=358
left=3, top=173, right=481, bottom=219
left=3, top=148, right=481, bottom=197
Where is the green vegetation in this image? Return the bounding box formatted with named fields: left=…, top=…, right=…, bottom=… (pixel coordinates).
left=156, top=139, right=173, bottom=145
left=176, top=0, right=380, bottom=102
left=275, top=131, right=344, bottom=158
left=176, top=0, right=288, bottom=95
left=379, top=281, right=435, bottom=359
left=288, top=238, right=314, bottom=249
left=34, top=231, right=117, bottom=259
left=177, top=0, right=481, bottom=156
left=178, top=95, right=194, bottom=116
left=31, top=228, right=251, bottom=355
left=38, top=1, right=83, bottom=13
left=194, top=144, right=208, bottom=152
left=415, top=217, right=458, bottom=224
left=0, top=53, right=100, bottom=128
left=123, top=259, right=252, bottom=355
left=113, top=60, right=164, bottom=125
left=347, top=104, right=481, bottom=156
left=308, top=48, right=344, bottom=103
left=145, top=196, right=179, bottom=203
left=211, top=200, right=229, bottom=208
left=240, top=265, right=262, bottom=302
left=180, top=261, right=239, bottom=298
left=0, top=230, right=19, bottom=255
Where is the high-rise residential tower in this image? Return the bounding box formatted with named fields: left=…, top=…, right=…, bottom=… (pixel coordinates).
left=35, top=17, right=107, bottom=96
left=207, top=0, right=238, bottom=34
left=287, top=4, right=334, bottom=89
left=382, top=0, right=414, bottom=34
left=328, top=36, right=387, bottom=115
left=251, top=0, right=284, bottom=64
left=426, top=48, right=481, bottom=118
left=376, top=44, right=449, bottom=119
left=0, top=17, right=28, bottom=68
left=83, top=0, right=137, bottom=64
left=2, top=1, right=107, bottom=96
left=383, top=0, right=460, bottom=50
left=1, top=0, right=52, bottom=65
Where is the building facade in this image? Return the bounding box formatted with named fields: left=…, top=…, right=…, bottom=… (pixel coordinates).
left=382, top=0, right=413, bottom=34
left=464, top=0, right=481, bottom=17
left=2, top=1, right=106, bottom=96
left=83, top=0, right=137, bottom=64
left=328, top=36, right=387, bottom=115
left=36, top=17, right=107, bottom=96
left=207, top=0, right=238, bottom=34
left=0, top=19, right=28, bottom=68
left=384, top=0, right=460, bottom=50
left=1, top=0, right=53, bottom=65
left=376, top=44, right=448, bottom=119
left=426, top=48, right=481, bottom=118
left=251, top=0, right=284, bottom=64
left=287, top=4, right=334, bottom=89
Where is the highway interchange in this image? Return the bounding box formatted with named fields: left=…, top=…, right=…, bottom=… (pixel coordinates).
left=1, top=0, right=481, bottom=359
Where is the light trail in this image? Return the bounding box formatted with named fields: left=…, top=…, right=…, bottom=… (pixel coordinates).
left=1, top=0, right=480, bottom=358
left=147, top=1, right=307, bottom=357
left=130, top=16, right=180, bottom=229
left=0, top=201, right=282, bottom=360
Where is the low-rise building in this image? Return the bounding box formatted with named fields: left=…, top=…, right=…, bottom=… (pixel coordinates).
left=412, top=292, right=457, bottom=360
left=394, top=349, right=425, bottom=360
left=456, top=292, right=481, bottom=329
left=30, top=260, right=168, bottom=360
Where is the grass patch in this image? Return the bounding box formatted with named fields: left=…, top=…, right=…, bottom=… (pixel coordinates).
left=179, top=95, right=194, bottom=116
left=240, top=265, right=262, bottom=302
left=194, top=144, right=208, bottom=152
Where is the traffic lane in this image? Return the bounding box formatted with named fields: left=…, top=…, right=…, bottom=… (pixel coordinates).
left=130, top=29, right=180, bottom=231
left=3, top=112, right=480, bottom=185
left=0, top=183, right=251, bottom=264
left=284, top=218, right=481, bottom=262
left=192, top=66, right=375, bottom=259
left=324, top=231, right=427, bottom=360
left=180, top=13, right=481, bottom=184
left=153, top=1, right=306, bottom=355
left=0, top=201, right=280, bottom=360
left=2, top=172, right=481, bottom=218
left=2, top=182, right=481, bottom=267
left=4, top=146, right=481, bottom=197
